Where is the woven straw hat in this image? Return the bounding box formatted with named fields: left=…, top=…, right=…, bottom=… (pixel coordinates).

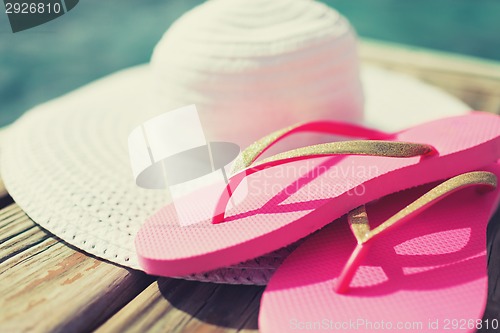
left=0, top=0, right=468, bottom=284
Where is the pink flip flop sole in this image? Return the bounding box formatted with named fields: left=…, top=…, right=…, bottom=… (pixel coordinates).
left=259, top=163, right=500, bottom=333
left=136, top=113, right=500, bottom=276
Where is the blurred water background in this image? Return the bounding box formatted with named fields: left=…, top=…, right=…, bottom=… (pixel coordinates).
left=1, top=0, right=499, bottom=127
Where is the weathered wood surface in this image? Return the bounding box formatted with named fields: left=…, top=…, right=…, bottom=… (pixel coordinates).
left=0, top=201, right=154, bottom=333
left=0, top=41, right=499, bottom=333
left=96, top=279, right=263, bottom=333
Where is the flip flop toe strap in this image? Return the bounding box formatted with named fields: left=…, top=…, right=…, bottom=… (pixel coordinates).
left=230, top=120, right=393, bottom=175
left=335, top=171, right=497, bottom=294
left=213, top=121, right=435, bottom=224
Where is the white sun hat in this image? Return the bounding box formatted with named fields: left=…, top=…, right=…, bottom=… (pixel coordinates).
left=0, top=0, right=468, bottom=284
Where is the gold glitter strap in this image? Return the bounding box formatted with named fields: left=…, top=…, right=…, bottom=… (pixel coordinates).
left=213, top=121, right=436, bottom=224
left=247, top=141, right=434, bottom=173
left=349, top=171, right=497, bottom=244
left=335, top=171, right=497, bottom=293
left=230, top=121, right=435, bottom=175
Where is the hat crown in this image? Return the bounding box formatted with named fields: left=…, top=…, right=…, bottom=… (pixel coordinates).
left=151, top=0, right=363, bottom=146
left=159, top=0, right=350, bottom=55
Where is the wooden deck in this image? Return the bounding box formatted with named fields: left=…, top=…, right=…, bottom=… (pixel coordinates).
left=1, top=40, right=500, bottom=333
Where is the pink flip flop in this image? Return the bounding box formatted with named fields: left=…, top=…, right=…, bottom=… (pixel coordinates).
left=136, top=112, right=500, bottom=276
left=260, top=165, right=500, bottom=333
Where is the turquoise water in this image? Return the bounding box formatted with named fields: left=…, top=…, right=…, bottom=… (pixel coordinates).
left=1, top=0, right=499, bottom=126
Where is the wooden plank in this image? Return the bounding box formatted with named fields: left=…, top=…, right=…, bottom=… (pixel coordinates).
left=359, top=39, right=500, bottom=114
left=0, top=203, right=155, bottom=333
left=360, top=39, right=500, bottom=80
left=96, top=279, right=262, bottom=333
left=0, top=205, right=48, bottom=265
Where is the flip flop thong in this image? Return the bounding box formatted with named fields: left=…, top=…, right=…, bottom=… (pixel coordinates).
left=260, top=165, right=500, bottom=333
left=135, top=112, right=500, bottom=276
